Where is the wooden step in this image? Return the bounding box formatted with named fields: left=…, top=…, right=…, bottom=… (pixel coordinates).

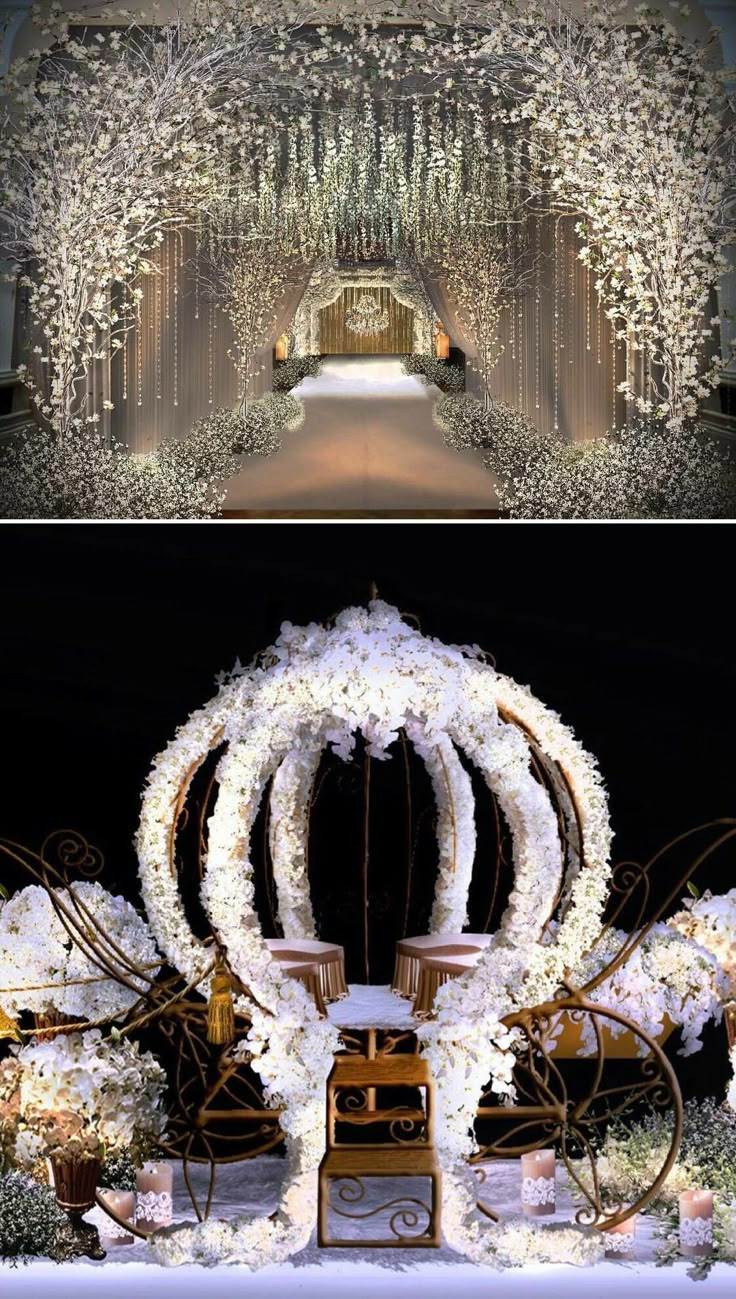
left=320, top=1146, right=439, bottom=1177
left=335, top=1107, right=427, bottom=1126
left=330, top=1054, right=430, bottom=1087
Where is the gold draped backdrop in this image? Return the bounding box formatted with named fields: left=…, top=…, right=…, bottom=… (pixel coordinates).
left=318, top=288, right=414, bottom=355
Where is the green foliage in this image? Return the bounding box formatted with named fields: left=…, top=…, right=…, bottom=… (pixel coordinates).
left=99, top=1148, right=138, bottom=1193
left=0, top=1171, right=67, bottom=1261
left=594, top=1098, right=736, bottom=1204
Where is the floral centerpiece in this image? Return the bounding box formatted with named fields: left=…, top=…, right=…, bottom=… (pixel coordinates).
left=0, top=882, right=161, bottom=1025
left=0, top=1030, right=166, bottom=1258
left=563, top=923, right=729, bottom=1057
left=0, top=1029, right=167, bottom=1167
left=668, top=889, right=736, bottom=1001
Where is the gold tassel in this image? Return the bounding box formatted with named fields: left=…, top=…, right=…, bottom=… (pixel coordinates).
left=207, top=963, right=235, bottom=1045
left=0, top=1003, right=21, bottom=1042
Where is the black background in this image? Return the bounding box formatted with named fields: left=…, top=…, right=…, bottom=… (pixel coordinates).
left=0, top=522, right=733, bottom=1100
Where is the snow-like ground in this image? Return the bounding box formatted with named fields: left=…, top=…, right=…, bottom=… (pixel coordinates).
left=326, top=982, right=417, bottom=1029
left=3, top=1156, right=733, bottom=1295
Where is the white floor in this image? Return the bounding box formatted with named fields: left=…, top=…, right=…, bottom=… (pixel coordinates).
left=3, top=1156, right=733, bottom=1295
left=326, top=983, right=417, bottom=1029
left=222, top=357, right=497, bottom=512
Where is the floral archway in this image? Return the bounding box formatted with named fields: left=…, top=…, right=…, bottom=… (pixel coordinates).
left=292, top=262, right=438, bottom=355
left=1, top=0, right=734, bottom=517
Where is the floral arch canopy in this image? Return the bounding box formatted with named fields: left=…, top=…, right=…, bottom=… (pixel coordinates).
left=135, top=599, right=615, bottom=1267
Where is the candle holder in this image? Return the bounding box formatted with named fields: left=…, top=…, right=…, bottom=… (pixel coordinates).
left=96, top=1188, right=136, bottom=1246
left=50, top=1154, right=106, bottom=1260
left=520, top=1149, right=556, bottom=1217
left=679, top=1190, right=713, bottom=1257
left=604, top=1212, right=637, bottom=1259
left=136, top=1161, right=174, bottom=1234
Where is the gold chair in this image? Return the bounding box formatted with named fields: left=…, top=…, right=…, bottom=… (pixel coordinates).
left=412, top=951, right=482, bottom=1019
left=266, top=938, right=348, bottom=1003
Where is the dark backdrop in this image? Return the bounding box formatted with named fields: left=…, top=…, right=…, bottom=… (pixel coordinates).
left=0, top=522, right=733, bottom=1099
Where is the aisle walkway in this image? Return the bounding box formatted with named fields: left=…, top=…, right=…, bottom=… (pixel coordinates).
left=222, top=357, right=498, bottom=515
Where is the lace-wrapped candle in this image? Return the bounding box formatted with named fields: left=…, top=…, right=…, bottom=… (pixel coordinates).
left=97, top=1189, right=136, bottom=1246
left=604, top=1212, right=637, bottom=1260
left=679, top=1190, right=713, bottom=1257
left=136, top=1162, right=173, bottom=1234
left=520, top=1149, right=556, bottom=1216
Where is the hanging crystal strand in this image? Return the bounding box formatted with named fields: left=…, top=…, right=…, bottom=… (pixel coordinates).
left=173, top=232, right=179, bottom=409
left=155, top=243, right=162, bottom=401
left=164, top=235, right=170, bottom=322
left=510, top=292, right=516, bottom=366
left=534, top=216, right=541, bottom=412
left=596, top=289, right=602, bottom=365
left=558, top=220, right=565, bottom=357
left=553, top=217, right=559, bottom=432
left=122, top=298, right=128, bottom=402
left=568, top=223, right=575, bottom=364
left=517, top=298, right=524, bottom=412
left=136, top=295, right=143, bottom=408
left=611, top=322, right=617, bottom=431
left=194, top=215, right=201, bottom=322
left=585, top=261, right=591, bottom=352
left=208, top=298, right=214, bottom=405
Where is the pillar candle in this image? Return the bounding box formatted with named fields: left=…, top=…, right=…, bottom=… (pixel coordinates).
left=135, top=1161, right=173, bottom=1234
left=520, top=1149, right=556, bottom=1216
left=97, top=1188, right=136, bottom=1247
left=679, top=1190, right=713, bottom=1257
left=604, top=1212, right=637, bottom=1260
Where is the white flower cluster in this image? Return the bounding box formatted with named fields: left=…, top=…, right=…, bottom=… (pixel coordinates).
left=268, top=746, right=322, bottom=938
left=0, top=882, right=160, bottom=1022
left=6, top=1029, right=167, bottom=1164
left=490, top=1216, right=604, bottom=1268
left=493, top=421, right=735, bottom=522
left=727, top=1045, right=736, bottom=1114
left=138, top=600, right=613, bottom=1268
left=569, top=924, right=728, bottom=1057
left=668, top=889, right=736, bottom=1000
left=401, top=355, right=465, bottom=392
left=406, top=723, right=476, bottom=933
left=0, top=424, right=225, bottom=521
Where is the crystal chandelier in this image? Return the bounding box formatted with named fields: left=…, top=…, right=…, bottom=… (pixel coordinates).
left=344, top=294, right=390, bottom=336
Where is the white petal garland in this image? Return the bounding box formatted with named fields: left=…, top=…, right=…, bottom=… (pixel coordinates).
left=268, top=746, right=322, bottom=939
left=405, top=724, right=477, bottom=934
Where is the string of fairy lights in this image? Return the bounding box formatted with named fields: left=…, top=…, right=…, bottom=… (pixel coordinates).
left=114, top=213, right=622, bottom=445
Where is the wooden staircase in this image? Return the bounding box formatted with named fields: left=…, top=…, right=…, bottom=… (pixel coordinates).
left=318, top=1049, right=441, bottom=1248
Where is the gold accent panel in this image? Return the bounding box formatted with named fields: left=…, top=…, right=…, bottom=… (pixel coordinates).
left=319, top=288, right=414, bottom=355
